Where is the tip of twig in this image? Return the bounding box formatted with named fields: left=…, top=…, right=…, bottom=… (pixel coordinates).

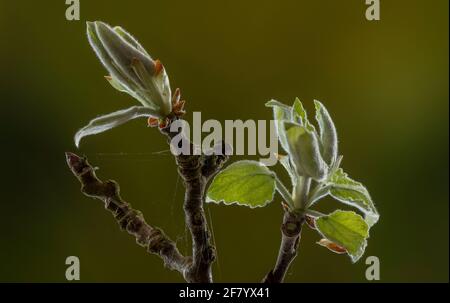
left=65, top=152, right=80, bottom=166
left=65, top=152, right=87, bottom=175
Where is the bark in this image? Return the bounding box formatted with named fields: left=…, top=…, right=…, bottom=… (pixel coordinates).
left=65, top=152, right=191, bottom=276
left=263, top=211, right=305, bottom=283
left=66, top=120, right=228, bottom=282
left=160, top=125, right=228, bottom=282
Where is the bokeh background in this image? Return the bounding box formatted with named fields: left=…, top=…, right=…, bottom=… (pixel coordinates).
left=0, top=0, right=448, bottom=282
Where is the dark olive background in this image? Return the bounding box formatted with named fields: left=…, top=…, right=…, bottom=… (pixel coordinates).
left=0, top=0, right=448, bottom=282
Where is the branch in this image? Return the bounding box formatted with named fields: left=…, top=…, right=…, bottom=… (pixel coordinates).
left=262, top=210, right=305, bottom=283
left=65, top=152, right=191, bottom=277
left=160, top=125, right=228, bottom=283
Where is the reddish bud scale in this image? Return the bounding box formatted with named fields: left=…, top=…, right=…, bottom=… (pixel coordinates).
left=147, top=117, right=159, bottom=127
left=158, top=117, right=170, bottom=129
left=154, top=59, right=163, bottom=75
left=317, top=239, right=347, bottom=254
left=172, top=88, right=181, bottom=104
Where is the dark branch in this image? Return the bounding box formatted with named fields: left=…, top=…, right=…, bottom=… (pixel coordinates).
left=263, top=210, right=305, bottom=283
left=160, top=125, right=228, bottom=283
left=66, top=113, right=228, bottom=283
left=65, top=152, right=191, bottom=277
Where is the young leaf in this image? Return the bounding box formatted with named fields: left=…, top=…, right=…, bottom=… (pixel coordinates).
left=284, top=122, right=328, bottom=181
left=206, top=160, right=276, bottom=208
left=113, top=26, right=150, bottom=57
left=74, top=106, right=159, bottom=147
left=87, top=21, right=134, bottom=93
left=274, top=176, right=295, bottom=210
left=278, top=154, right=297, bottom=186
left=87, top=21, right=172, bottom=116
left=292, top=98, right=315, bottom=132
left=265, top=100, right=292, bottom=153
left=105, top=75, right=130, bottom=93
left=315, top=210, right=369, bottom=262
left=94, top=22, right=156, bottom=90
left=328, top=168, right=379, bottom=227
left=314, top=100, right=338, bottom=165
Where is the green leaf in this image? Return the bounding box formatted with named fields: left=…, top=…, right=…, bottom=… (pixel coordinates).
left=328, top=168, right=379, bottom=227
left=94, top=21, right=155, bottom=90
left=292, top=98, right=316, bottom=132
left=105, top=75, right=129, bottom=93
left=278, top=154, right=297, bottom=186
left=113, top=26, right=150, bottom=57
left=274, top=176, right=295, bottom=210
left=74, top=106, right=159, bottom=147
left=87, top=21, right=137, bottom=94
left=284, top=122, right=328, bottom=181
left=316, top=210, right=369, bottom=262
left=265, top=100, right=292, bottom=153
left=314, top=100, right=338, bottom=165
left=206, top=160, right=276, bottom=208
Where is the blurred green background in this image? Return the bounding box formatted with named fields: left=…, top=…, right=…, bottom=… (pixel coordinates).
left=0, top=0, right=448, bottom=282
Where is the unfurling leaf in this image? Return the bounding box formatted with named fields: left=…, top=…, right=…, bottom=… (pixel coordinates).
left=277, top=154, right=297, bottom=186
left=74, top=106, right=159, bottom=147
left=317, top=239, right=347, bottom=254
left=105, top=75, right=128, bottom=93
left=292, top=98, right=315, bottom=132
left=87, top=21, right=172, bottom=116
left=274, top=176, right=295, bottom=210
left=265, top=100, right=292, bottom=153
left=315, top=210, right=369, bottom=262
left=113, top=26, right=150, bottom=57
left=314, top=100, right=338, bottom=166
left=284, top=122, right=328, bottom=181
left=206, top=160, right=276, bottom=208
left=328, top=168, right=379, bottom=227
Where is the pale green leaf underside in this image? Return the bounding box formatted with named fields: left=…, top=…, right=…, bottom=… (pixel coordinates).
left=292, top=97, right=315, bottom=132
left=106, top=76, right=129, bottom=93
left=279, top=155, right=297, bottom=186
left=113, top=26, right=150, bottom=57
left=316, top=210, right=369, bottom=263
left=87, top=21, right=172, bottom=116
left=314, top=100, right=338, bottom=165
left=75, top=106, right=159, bottom=147
left=206, top=160, right=276, bottom=208
left=328, top=168, right=379, bottom=227
left=284, top=122, right=327, bottom=180
left=265, top=100, right=292, bottom=153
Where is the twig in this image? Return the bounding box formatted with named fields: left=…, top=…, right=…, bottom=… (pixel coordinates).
left=160, top=125, right=228, bottom=283
left=67, top=116, right=228, bottom=282
left=262, top=211, right=305, bottom=283
left=65, top=152, right=191, bottom=277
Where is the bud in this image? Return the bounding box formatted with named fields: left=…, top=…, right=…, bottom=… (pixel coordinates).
left=314, top=100, right=338, bottom=165
left=86, top=21, right=172, bottom=117
left=284, top=122, right=328, bottom=181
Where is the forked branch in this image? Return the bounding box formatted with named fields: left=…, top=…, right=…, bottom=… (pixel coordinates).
left=160, top=125, right=229, bottom=282
left=65, top=152, right=191, bottom=277
left=67, top=122, right=228, bottom=283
